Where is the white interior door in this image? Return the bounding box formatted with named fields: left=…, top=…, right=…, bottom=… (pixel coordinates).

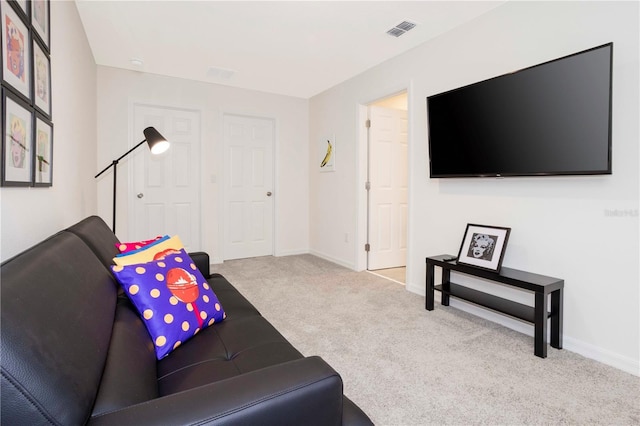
left=223, top=114, right=274, bottom=260
left=368, top=105, right=408, bottom=270
left=131, top=105, right=201, bottom=251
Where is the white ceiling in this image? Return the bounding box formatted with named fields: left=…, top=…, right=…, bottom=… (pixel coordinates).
left=75, top=1, right=505, bottom=99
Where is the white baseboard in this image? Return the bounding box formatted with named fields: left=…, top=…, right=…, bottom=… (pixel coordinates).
left=562, top=336, right=639, bottom=376
left=406, top=282, right=424, bottom=296
left=309, top=250, right=355, bottom=270
left=405, top=286, right=639, bottom=377
left=211, top=249, right=308, bottom=265
left=274, top=248, right=309, bottom=257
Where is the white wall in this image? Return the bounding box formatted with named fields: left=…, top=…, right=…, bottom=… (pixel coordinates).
left=1, top=1, right=97, bottom=261
left=309, top=1, right=639, bottom=374
left=96, top=67, right=309, bottom=263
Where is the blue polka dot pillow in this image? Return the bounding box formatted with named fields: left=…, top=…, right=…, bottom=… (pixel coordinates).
left=111, top=249, right=226, bottom=359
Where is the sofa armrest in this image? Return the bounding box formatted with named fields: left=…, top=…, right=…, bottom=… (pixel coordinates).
left=89, top=356, right=343, bottom=426
left=188, top=251, right=210, bottom=278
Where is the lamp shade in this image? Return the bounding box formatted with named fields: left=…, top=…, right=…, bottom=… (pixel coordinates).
left=144, top=127, right=170, bottom=155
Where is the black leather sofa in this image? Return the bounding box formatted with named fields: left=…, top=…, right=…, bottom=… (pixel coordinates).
left=1, top=216, right=373, bottom=425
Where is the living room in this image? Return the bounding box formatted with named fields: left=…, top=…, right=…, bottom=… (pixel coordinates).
left=1, top=0, right=638, bottom=412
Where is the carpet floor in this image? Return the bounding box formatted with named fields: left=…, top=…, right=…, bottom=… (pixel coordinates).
left=213, top=254, right=640, bottom=425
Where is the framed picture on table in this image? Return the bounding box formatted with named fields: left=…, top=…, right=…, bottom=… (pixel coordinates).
left=457, top=223, right=511, bottom=272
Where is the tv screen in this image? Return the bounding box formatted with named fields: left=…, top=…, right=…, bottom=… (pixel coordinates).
left=427, top=43, right=613, bottom=178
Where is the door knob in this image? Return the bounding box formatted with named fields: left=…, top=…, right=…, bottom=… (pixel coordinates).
left=266, top=191, right=272, bottom=197
left=137, top=193, right=144, bottom=199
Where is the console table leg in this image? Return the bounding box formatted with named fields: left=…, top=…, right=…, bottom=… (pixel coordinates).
left=441, top=269, right=451, bottom=306
left=551, top=288, right=563, bottom=349
left=534, top=292, right=548, bottom=358
left=426, top=263, right=435, bottom=311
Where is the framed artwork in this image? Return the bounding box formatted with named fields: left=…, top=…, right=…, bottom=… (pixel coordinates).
left=2, top=88, right=33, bottom=186
left=30, top=0, right=48, bottom=50
left=456, top=223, right=511, bottom=272
left=319, top=134, right=335, bottom=172
left=8, top=0, right=29, bottom=21
left=32, top=37, right=49, bottom=116
left=1, top=1, right=32, bottom=101
left=33, top=113, right=52, bottom=186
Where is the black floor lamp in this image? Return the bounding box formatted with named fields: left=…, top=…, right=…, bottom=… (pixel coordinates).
left=95, top=127, right=170, bottom=233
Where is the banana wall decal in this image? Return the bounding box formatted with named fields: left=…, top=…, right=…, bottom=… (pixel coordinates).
left=320, top=139, right=333, bottom=168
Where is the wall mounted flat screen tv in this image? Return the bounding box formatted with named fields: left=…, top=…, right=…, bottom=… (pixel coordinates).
left=427, top=43, right=613, bottom=178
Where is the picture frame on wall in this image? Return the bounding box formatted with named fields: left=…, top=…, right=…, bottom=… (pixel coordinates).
left=30, top=0, right=49, bottom=50
left=1, top=1, right=32, bottom=101
left=32, top=37, right=50, bottom=116
left=319, top=134, right=335, bottom=172
left=456, top=223, right=511, bottom=272
left=8, top=0, right=29, bottom=21
left=33, top=113, right=52, bottom=186
left=2, top=88, right=34, bottom=186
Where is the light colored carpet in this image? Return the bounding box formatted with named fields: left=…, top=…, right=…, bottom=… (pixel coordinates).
left=213, top=254, right=640, bottom=425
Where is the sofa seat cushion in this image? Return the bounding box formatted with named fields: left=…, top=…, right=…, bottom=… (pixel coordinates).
left=155, top=271, right=303, bottom=395
left=157, top=315, right=303, bottom=395
left=91, top=298, right=158, bottom=417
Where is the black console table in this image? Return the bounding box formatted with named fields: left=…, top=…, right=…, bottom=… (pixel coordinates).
left=426, top=255, right=564, bottom=358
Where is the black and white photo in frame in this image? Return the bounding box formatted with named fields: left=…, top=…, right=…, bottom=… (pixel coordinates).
left=456, top=223, right=511, bottom=272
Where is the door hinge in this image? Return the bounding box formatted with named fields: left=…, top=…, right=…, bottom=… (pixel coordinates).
left=365, top=243, right=370, bottom=252
left=365, top=119, right=371, bottom=128
left=365, top=181, right=371, bottom=191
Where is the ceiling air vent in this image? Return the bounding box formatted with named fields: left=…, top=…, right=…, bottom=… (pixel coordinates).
left=386, top=20, right=417, bottom=37
left=207, top=66, right=236, bottom=79
left=396, top=21, right=416, bottom=32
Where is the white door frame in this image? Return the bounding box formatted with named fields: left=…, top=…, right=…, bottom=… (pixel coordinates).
left=219, top=112, right=277, bottom=261
left=355, top=85, right=414, bottom=280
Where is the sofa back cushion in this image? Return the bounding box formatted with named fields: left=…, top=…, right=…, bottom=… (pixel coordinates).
left=66, top=215, right=121, bottom=270
left=1, top=232, right=117, bottom=425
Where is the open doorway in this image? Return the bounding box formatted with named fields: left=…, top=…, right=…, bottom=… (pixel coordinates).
left=364, top=91, right=408, bottom=284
